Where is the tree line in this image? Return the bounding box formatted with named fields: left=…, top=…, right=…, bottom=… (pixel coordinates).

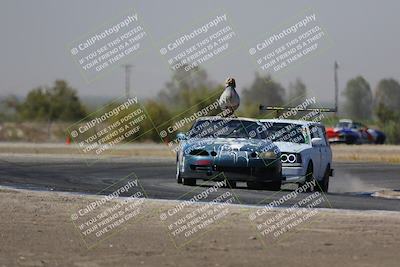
left=343, top=76, right=400, bottom=143
left=1, top=67, right=400, bottom=143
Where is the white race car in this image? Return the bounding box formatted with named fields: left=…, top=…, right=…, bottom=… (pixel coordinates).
left=259, top=119, right=333, bottom=192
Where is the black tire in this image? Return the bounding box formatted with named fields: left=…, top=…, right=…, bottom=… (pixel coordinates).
left=247, top=181, right=262, bottom=190
left=247, top=181, right=280, bottom=191
left=247, top=167, right=282, bottom=191
left=176, top=161, right=182, bottom=184
left=375, top=135, right=385, bottom=144
left=226, top=180, right=237, bottom=189
left=182, top=177, right=196, bottom=186
left=304, top=162, right=315, bottom=192
left=345, top=135, right=357, bottom=144
left=265, top=181, right=281, bottom=191
left=317, top=166, right=330, bottom=192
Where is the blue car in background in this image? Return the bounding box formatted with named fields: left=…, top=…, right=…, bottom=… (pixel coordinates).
left=175, top=117, right=283, bottom=190
left=327, top=119, right=386, bottom=144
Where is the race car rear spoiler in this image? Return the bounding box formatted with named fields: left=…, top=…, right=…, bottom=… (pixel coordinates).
left=259, top=105, right=337, bottom=113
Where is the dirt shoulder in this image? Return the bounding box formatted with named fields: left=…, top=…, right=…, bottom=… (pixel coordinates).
left=0, top=143, right=173, bottom=158
left=332, top=144, right=400, bottom=163
left=1, top=188, right=399, bottom=267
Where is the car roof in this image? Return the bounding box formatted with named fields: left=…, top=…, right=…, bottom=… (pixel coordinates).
left=259, top=118, right=322, bottom=126
left=196, top=116, right=260, bottom=123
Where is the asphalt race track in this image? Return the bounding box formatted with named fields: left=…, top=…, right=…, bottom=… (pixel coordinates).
left=0, top=155, right=399, bottom=211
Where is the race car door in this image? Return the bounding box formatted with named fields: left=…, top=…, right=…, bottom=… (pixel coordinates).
left=309, top=125, right=323, bottom=179
left=319, top=125, right=332, bottom=174
left=311, top=125, right=331, bottom=179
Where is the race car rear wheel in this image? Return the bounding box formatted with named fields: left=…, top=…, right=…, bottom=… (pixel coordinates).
left=345, top=135, right=358, bottom=144
left=375, top=135, right=385, bottom=144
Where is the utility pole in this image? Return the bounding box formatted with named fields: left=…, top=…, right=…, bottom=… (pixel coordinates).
left=122, top=64, right=133, bottom=99
left=334, top=61, right=339, bottom=116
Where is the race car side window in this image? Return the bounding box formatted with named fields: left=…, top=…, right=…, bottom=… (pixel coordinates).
left=319, top=126, right=329, bottom=146
left=310, top=125, right=319, bottom=139
left=310, top=125, right=327, bottom=146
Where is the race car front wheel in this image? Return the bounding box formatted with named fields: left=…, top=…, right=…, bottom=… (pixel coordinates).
left=182, top=177, right=196, bottom=186
left=316, top=166, right=330, bottom=192
left=304, top=162, right=315, bottom=192
left=265, top=181, right=281, bottom=191
left=247, top=181, right=281, bottom=191
left=226, top=180, right=237, bottom=188
left=176, top=161, right=182, bottom=184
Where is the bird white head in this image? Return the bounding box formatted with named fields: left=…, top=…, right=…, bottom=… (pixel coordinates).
left=225, top=77, right=236, bottom=88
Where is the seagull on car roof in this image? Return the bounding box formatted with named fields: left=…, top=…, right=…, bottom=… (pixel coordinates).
left=218, top=77, right=240, bottom=117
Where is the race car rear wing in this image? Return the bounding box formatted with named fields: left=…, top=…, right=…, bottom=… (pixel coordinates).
left=259, top=105, right=337, bottom=113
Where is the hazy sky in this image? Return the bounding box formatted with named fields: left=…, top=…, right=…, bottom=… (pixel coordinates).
left=1, top=0, right=399, bottom=105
